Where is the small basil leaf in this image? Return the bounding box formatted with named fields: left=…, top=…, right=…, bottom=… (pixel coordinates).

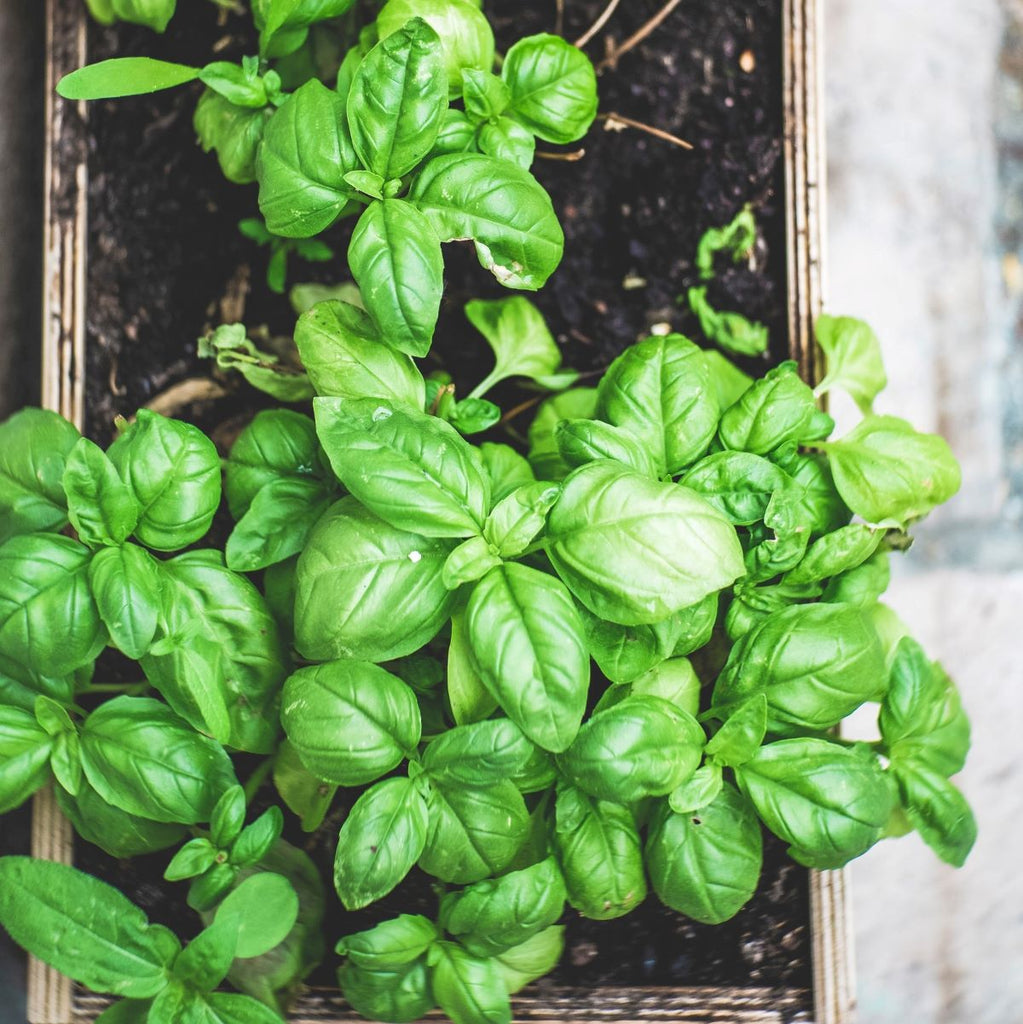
left=429, top=941, right=512, bottom=1024
left=447, top=609, right=498, bottom=726
left=194, top=90, right=272, bottom=185
left=782, top=523, right=883, bottom=585
left=814, top=315, right=887, bottom=413
left=57, top=57, right=198, bottom=99
left=214, top=872, right=300, bottom=958
left=443, top=535, right=502, bottom=590
left=493, top=926, right=564, bottom=994
left=231, top=806, right=285, bottom=868
left=667, top=763, right=723, bottom=814
left=890, top=760, right=976, bottom=868
left=88, top=544, right=162, bottom=660
left=294, top=298, right=426, bottom=408
left=648, top=783, right=762, bottom=924
left=209, top=786, right=247, bottom=850
left=337, top=914, right=438, bottom=969
left=483, top=481, right=560, bottom=558
left=334, top=776, right=429, bottom=910
left=0, top=707, right=54, bottom=814
left=423, top=718, right=535, bottom=785
left=718, top=361, right=819, bottom=456
left=107, top=410, right=221, bottom=552
left=501, top=33, right=598, bottom=144
left=338, top=958, right=434, bottom=1024
left=165, top=838, right=220, bottom=882
left=555, top=419, right=658, bottom=478
left=477, top=117, right=535, bottom=169
left=63, top=438, right=139, bottom=547
left=172, top=918, right=237, bottom=993
left=282, top=660, right=420, bottom=786
left=554, top=783, right=646, bottom=920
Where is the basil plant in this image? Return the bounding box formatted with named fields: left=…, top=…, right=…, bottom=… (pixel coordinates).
left=0, top=299, right=974, bottom=1024
left=59, top=0, right=599, bottom=347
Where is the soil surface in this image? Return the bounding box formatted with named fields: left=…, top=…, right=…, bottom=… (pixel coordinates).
left=75, top=0, right=810, bottom=1011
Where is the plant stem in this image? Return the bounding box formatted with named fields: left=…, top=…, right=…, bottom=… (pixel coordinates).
left=78, top=682, right=150, bottom=695
left=574, top=0, right=622, bottom=47
left=535, top=148, right=587, bottom=162
left=596, top=0, right=685, bottom=71
left=243, top=758, right=274, bottom=804
left=597, top=112, right=693, bottom=151
left=554, top=0, right=565, bottom=37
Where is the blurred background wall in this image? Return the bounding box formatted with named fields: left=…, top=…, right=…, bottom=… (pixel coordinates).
left=827, top=1, right=1023, bottom=1021
left=0, top=2, right=1018, bottom=1022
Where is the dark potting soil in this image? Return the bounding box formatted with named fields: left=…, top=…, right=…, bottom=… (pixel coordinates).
left=72, top=0, right=810, bottom=1009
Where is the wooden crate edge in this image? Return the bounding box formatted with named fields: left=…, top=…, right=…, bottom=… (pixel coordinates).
left=34, top=0, right=843, bottom=1020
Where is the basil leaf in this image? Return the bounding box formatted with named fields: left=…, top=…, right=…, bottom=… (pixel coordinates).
left=546, top=461, right=744, bottom=625
left=819, top=415, right=961, bottom=528
left=93, top=999, right=152, bottom=1024
left=0, top=534, right=104, bottom=678
left=194, top=91, right=272, bottom=186
left=431, top=107, right=478, bottom=156
left=555, top=419, right=658, bottom=477
left=80, top=696, right=237, bottom=824
left=0, top=408, right=80, bottom=542
left=705, top=695, right=767, bottom=767
left=141, top=552, right=288, bottom=754
left=681, top=451, right=794, bottom=526
left=230, top=807, right=285, bottom=869
left=0, top=856, right=177, bottom=998
left=483, top=482, right=560, bottom=558
left=713, top=603, right=886, bottom=733
left=213, top=873, right=299, bottom=959
left=164, top=838, right=219, bottom=882
left=443, top=857, right=566, bottom=956
left=647, top=783, right=763, bottom=924
left=409, top=152, right=564, bottom=291
left=478, top=117, right=535, bottom=169
left=338, top=914, right=438, bottom=970
left=880, top=638, right=970, bottom=777
left=172, top=920, right=237, bottom=993
left=338, top=958, right=434, bottom=1024
left=294, top=298, right=426, bottom=407
left=688, top=286, right=768, bottom=357
left=420, top=778, right=529, bottom=884
left=782, top=523, right=883, bottom=585
left=447, top=609, right=498, bottom=725
left=554, top=783, right=646, bottom=920
left=61, top=438, right=138, bottom=547
left=501, top=33, right=598, bottom=144
left=890, top=760, right=976, bottom=868
left=317, top=397, right=490, bottom=536
left=580, top=608, right=683, bottom=685
left=57, top=56, right=198, bottom=99
left=334, top=776, right=429, bottom=910
left=718, top=362, right=819, bottom=456
left=668, top=763, right=723, bottom=814
left=478, top=443, right=536, bottom=503
left=429, top=941, right=512, bottom=1024
left=527, top=387, right=599, bottom=480
left=88, top=543, right=162, bottom=660
left=56, top=777, right=186, bottom=859
left=195, top=991, right=287, bottom=1024
left=493, top=926, right=563, bottom=994
left=208, top=786, right=246, bottom=850
left=821, top=550, right=890, bottom=607
left=558, top=696, right=705, bottom=803
left=226, top=477, right=332, bottom=573
left=349, top=19, right=447, bottom=179
left=423, top=718, right=535, bottom=785
left=466, top=563, right=589, bottom=753
left=0, top=707, right=53, bottom=814
left=295, top=497, right=455, bottom=661
left=273, top=739, right=337, bottom=833
left=199, top=324, right=315, bottom=403
left=703, top=350, right=753, bottom=411
left=348, top=199, right=444, bottom=358
left=814, top=314, right=887, bottom=413
left=282, top=661, right=420, bottom=786
left=107, top=410, right=221, bottom=552
left=225, top=410, right=324, bottom=520
left=596, top=334, right=718, bottom=475
left=256, top=80, right=356, bottom=237
left=464, top=297, right=576, bottom=397
left=629, top=657, right=701, bottom=717
left=735, top=738, right=891, bottom=868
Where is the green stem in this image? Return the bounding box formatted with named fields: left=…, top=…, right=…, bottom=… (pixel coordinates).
left=78, top=682, right=149, bottom=695
left=243, top=758, right=275, bottom=804
left=466, top=369, right=503, bottom=402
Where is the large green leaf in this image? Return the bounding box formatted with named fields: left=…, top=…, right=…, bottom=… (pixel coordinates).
left=293, top=299, right=426, bottom=407
left=295, top=497, right=454, bottom=662
left=409, top=153, right=563, bottom=290
left=88, top=543, right=162, bottom=660
left=348, top=19, right=447, bottom=179
left=256, top=79, right=357, bottom=237
left=348, top=199, right=443, bottom=357
left=0, top=857, right=177, bottom=998
left=546, top=461, right=744, bottom=625
left=80, top=696, right=237, bottom=824
left=466, top=563, right=589, bottom=753
left=282, top=661, right=420, bottom=786
left=314, top=397, right=489, bottom=537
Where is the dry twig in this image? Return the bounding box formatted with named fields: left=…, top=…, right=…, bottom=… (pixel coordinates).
left=574, top=0, right=623, bottom=47
left=598, top=112, right=693, bottom=150
left=597, top=0, right=685, bottom=71
left=535, top=148, right=587, bottom=162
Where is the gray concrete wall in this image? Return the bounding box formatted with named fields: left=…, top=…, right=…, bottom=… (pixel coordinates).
left=826, top=1, right=1022, bottom=1020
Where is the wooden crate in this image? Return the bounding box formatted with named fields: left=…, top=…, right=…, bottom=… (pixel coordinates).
left=32, top=0, right=845, bottom=1020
